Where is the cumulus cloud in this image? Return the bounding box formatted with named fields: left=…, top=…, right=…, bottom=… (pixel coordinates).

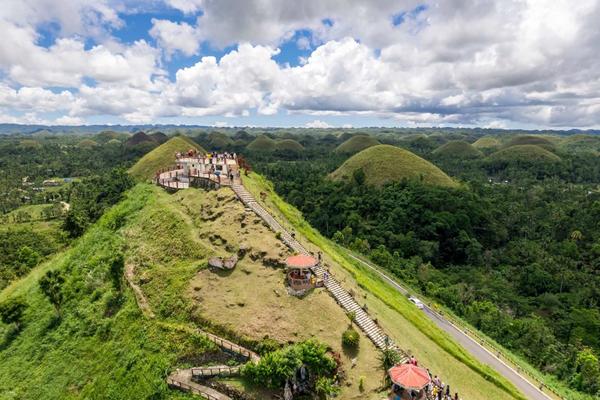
left=1, top=0, right=600, bottom=127
left=305, top=119, right=332, bottom=128
left=150, top=19, right=200, bottom=57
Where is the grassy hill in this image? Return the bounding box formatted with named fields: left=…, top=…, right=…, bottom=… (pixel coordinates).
left=488, top=144, right=562, bottom=164
left=77, top=139, right=99, bottom=149
left=149, top=132, right=168, bottom=144
left=334, top=135, right=380, bottom=154
left=275, top=139, right=304, bottom=152
left=125, top=132, right=156, bottom=147
left=504, top=135, right=555, bottom=151
left=472, top=136, right=500, bottom=149
left=433, top=141, right=483, bottom=158
left=96, top=131, right=129, bottom=143
left=558, top=134, right=600, bottom=154
left=246, top=135, right=277, bottom=152
left=330, top=145, right=457, bottom=188
left=129, top=136, right=205, bottom=181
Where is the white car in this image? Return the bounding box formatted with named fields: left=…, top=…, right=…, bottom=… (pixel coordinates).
left=409, top=296, right=424, bottom=309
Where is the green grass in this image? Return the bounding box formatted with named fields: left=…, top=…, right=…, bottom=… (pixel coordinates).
left=334, top=135, right=380, bottom=154
left=488, top=144, right=562, bottom=164
left=0, top=185, right=214, bottom=399
left=275, top=139, right=304, bottom=152
left=558, top=134, right=600, bottom=154
left=433, top=140, right=483, bottom=158
left=243, top=172, right=527, bottom=400
left=472, top=136, right=501, bottom=149
left=504, top=135, right=556, bottom=151
left=246, top=135, right=277, bottom=152
left=129, top=136, right=205, bottom=181
left=329, top=144, right=458, bottom=188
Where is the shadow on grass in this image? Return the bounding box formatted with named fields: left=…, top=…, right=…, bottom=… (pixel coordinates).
left=0, top=325, right=20, bottom=350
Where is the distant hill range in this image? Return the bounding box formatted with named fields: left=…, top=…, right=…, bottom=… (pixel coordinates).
left=2, top=124, right=600, bottom=136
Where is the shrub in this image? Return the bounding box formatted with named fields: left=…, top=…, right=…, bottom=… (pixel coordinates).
left=0, top=297, right=27, bottom=331
left=242, top=340, right=336, bottom=389
left=342, top=328, right=360, bottom=348
left=315, top=376, right=340, bottom=399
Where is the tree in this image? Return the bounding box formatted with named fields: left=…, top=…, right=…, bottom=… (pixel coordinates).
left=39, top=270, right=65, bottom=316
left=378, top=348, right=402, bottom=380
left=0, top=297, right=27, bottom=331
left=571, top=348, right=600, bottom=394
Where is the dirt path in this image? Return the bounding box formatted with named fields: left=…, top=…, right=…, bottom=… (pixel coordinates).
left=124, top=263, right=155, bottom=319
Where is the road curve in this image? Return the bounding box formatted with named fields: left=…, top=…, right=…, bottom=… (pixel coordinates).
left=347, top=253, right=554, bottom=400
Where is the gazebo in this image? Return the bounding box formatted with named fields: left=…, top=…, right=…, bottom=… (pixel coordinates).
left=388, top=364, right=430, bottom=399
left=285, top=254, right=318, bottom=291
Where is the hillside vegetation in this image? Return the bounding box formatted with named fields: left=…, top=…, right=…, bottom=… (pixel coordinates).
left=334, top=135, right=381, bottom=154
left=433, top=141, right=483, bottom=158
left=246, top=135, right=277, bottom=152
left=488, top=144, right=562, bottom=164
left=472, top=136, right=501, bottom=149
left=504, top=135, right=555, bottom=151
left=129, top=136, right=205, bottom=181
left=330, top=144, right=457, bottom=188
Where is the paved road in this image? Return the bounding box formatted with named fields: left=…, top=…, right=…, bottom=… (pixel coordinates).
left=347, top=253, right=554, bottom=400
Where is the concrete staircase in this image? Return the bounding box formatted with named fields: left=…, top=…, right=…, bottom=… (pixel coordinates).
left=231, top=183, right=407, bottom=361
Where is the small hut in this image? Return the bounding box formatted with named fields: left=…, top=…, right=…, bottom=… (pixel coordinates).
left=285, top=255, right=318, bottom=291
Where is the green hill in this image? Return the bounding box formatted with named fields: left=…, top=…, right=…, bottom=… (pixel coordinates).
left=472, top=136, right=500, bottom=149
left=433, top=141, right=483, bottom=158
left=207, top=132, right=234, bottom=149
left=77, top=139, right=98, bottom=149
left=149, top=132, right=168, bottom=144
left=558, top=134, right=600, bottom=153
left=488, top=145, right=562, bottom=164
left=504, top=135, right=555, bottom=151
left=334, top=135, right=380, bottom=154
left=275, top=139, right=304, bottom=152
left=105, top=138, right=122, bottom=146
left=330, top=145, right=457, bottom=188
left=96, top=131, right=128, bottom=143
left=246, top=135, right=277, bottom=152
left=129, top=136, right=204, bottom=181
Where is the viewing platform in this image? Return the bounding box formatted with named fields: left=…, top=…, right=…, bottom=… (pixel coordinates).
left=155, top=151, right=241, bottom=190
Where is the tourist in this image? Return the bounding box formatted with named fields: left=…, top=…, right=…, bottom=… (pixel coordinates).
left=323, top=270, right=329, bottom=284
left=445, top=385, right=450, bottom=397
left=454, top=393, right=459, bottom=400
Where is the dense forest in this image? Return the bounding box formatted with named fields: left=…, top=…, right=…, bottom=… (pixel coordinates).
left=249, top=134, right=600, bottom=396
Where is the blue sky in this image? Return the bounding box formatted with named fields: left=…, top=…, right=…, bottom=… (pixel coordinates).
left=0, top=0, right=599, bottom=128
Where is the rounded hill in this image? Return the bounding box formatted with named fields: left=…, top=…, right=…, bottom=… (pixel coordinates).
left=558, top=134, right=600, bottom=153
left=207, top=132, right=234, bottom=149
left=275, top=139, right=304, bottom=152
left=334, top=135, right=380, bottom=154
left=129, top=136, right=205, bottom=181
left=488, top=145, right=562, bottom=164
left=77, top=139, right=99, bottom=149
left=472, top=136, right=500, bottom=149
left=125, top=131, right=156, bottom=147
left=505, top=135, right=555, bottom=151
left=246, top=135, right=277, bottom=152
left=432, top=141, right=483, bottom=158
left=329, top=145, right=457, bottom=188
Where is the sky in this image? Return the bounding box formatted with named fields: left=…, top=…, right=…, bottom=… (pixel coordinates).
left=0, top=0, right=599, bottom=129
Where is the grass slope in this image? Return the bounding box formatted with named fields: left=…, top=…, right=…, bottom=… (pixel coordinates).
left=243, top=172, right=524, bottom=400
left=330, top=144, right=457, bottom=188
left=558, top=134, right=600, bottom=154
left=488, top=144, right=562, bottom=164
left=77, top=139, right=98, bottom=149
left=334, top=135, right=381, bottom=154
left=246, top=135, right=277, bottom=152
left=472, top=136, right=501, bottom=149
left=433, top=141, right=483, bottom=158
left=0, top=185, right=213, bottom=400
left=129, top=136, right=205, bottom=181
left=275, top=139, right=304, bottom=152
left=504, top=135, right=555, bottom=151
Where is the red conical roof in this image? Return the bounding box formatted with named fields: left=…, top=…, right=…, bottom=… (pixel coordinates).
left=388, top=363, right=430, bottom=390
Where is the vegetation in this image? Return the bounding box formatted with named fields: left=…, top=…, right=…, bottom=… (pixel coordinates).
left=432, top=140, right=483, bottom=159
left=246, top=135, right=277, bottom=152
left=334, top=134, right=380, bottom=154
left=275, top=138, right=304, bottom=152
left=129, top=136, right=204, bottom=180
left=342, top=328, right=360, bottom=348
left=504, top=135, right=556, bottom=151
left=487, top=144, right=562, bottom=164
left=329, top=145, right=457, bottom=188
left=472, top=136, right=500, bottom=149
left=242, top=340, right=337, bottom=389
left=0, top=296, right=27, bottom=331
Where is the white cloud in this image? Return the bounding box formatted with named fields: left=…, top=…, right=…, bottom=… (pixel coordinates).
left=54, top=115, right=85, bottom=125
left=213, top=121, right=228, bottom=127
left=305, top=119, right=332, bottom=128
left=1, top=0, right=600, bottom=127
left=150, top=19, right=200, bottom=57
